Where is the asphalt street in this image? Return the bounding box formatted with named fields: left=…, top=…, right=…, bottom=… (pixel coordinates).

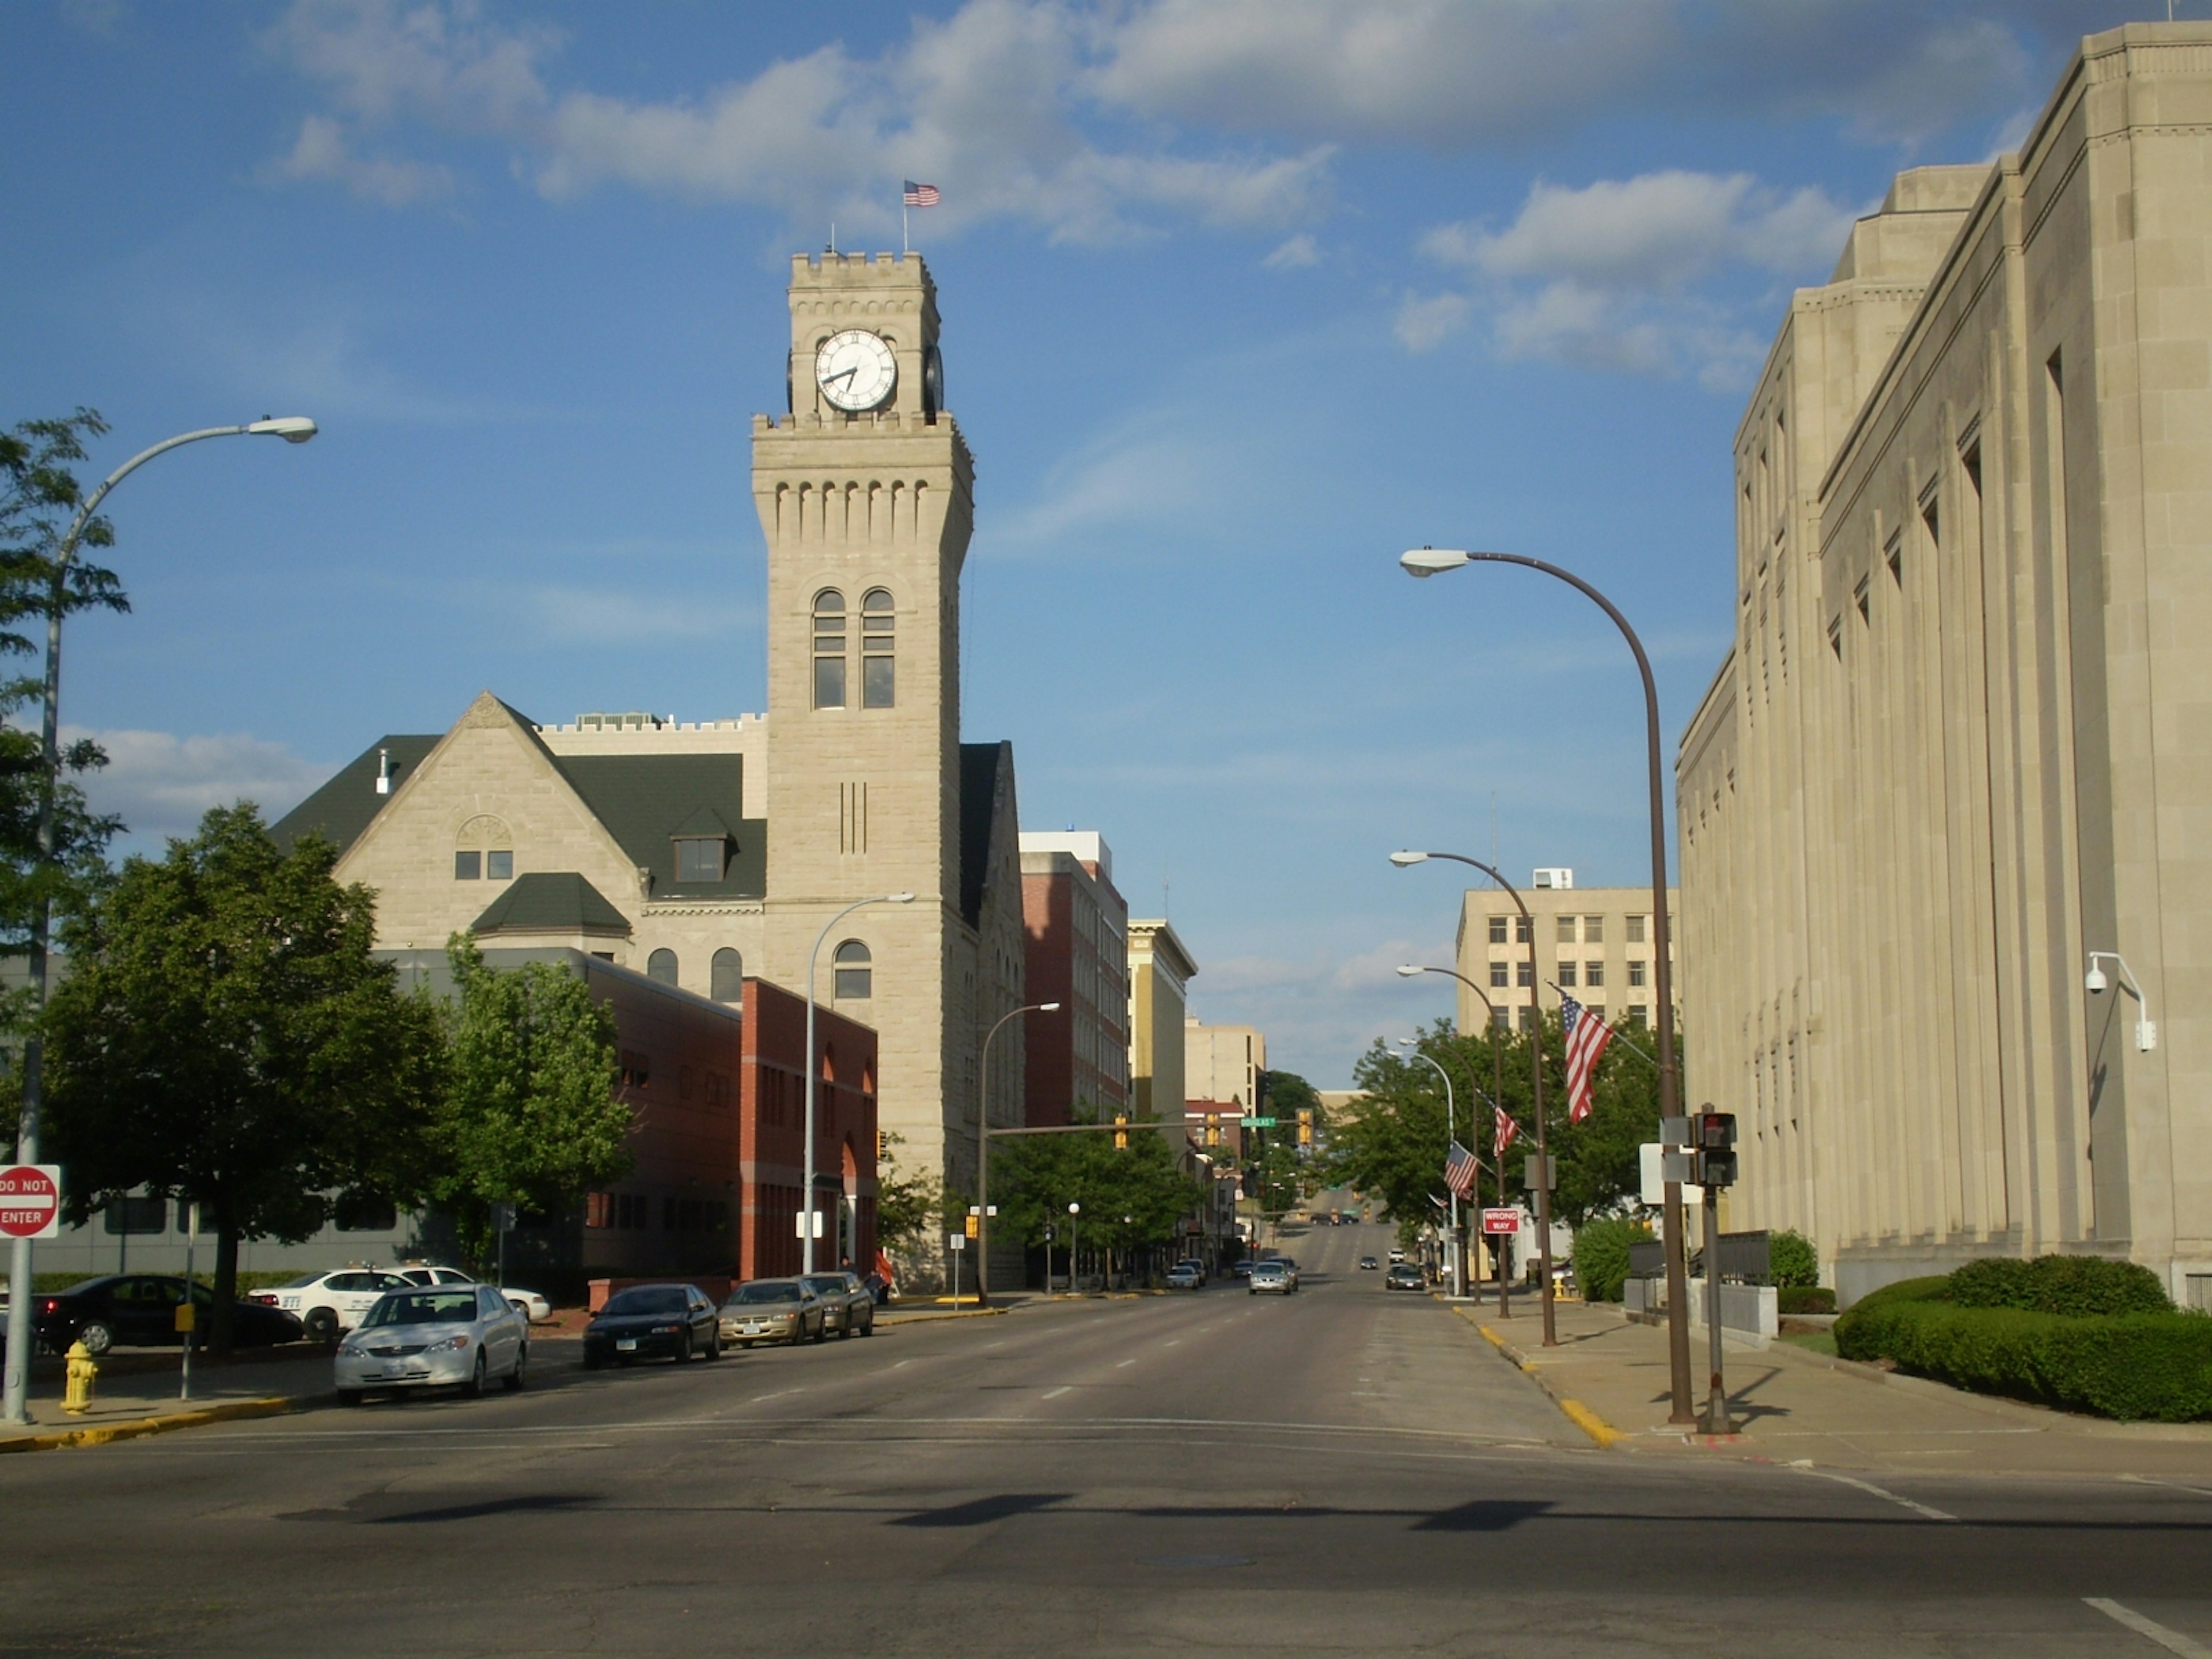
left=4, top=1222, right=2209, bottom=1657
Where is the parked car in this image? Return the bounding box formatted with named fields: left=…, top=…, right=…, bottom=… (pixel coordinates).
left=1228, top=1260, right=1254, bottom=1280
left=1358, top=1255, right=1381, bottom=1271
left=1172, top=1257, right=1208, bottom=1287
left=1165, top=1263, right=1203, bottom=1290
left=393, top=1264, right=552, bottom=1324
left=1248, top=1260, right=1297, bottom=1296
left=334, top=1285, right=528, bottom=1403
left=801, top=1272, right=876, bottom=1338
left=719, top=1278, right=827, bottom=1347
left=33, top=1275, right=302, bottom=1355
left=251, top=1267, right=414, bottom=1342
left=1384, top=1262, right=1426, bottom=1291
left=583, top=1283, right=722, bottom=1367
left=1387, top=1247, right=1406, bottom=1264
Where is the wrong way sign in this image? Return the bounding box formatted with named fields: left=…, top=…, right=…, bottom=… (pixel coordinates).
left=0, top=1165, right=62, bottom=1240
left=1480, top=1208, right=1521, bottom=1236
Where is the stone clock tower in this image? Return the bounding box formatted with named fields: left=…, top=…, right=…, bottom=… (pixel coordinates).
left=754, top=251, right=1013, bottom=1245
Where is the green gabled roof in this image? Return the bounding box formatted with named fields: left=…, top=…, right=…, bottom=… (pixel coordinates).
left=270, top=735, right=441, bottom=855
left=672, top=805, right=733, bottom=839
left=471, top=872, right=631, bottom=937
left=552, top=753, right=766, bottom=900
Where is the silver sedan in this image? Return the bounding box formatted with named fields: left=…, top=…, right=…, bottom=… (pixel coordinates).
left=719, top=1279, right=828, bottom=1347
left=335, top=1285, right=528, bottom=1403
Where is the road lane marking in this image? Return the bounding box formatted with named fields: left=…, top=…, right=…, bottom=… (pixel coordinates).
left=748, top=1389, right=801, bottom=1406
left=2121, top=1474, right=2212, bottom=1498
left=1164, top=1340, right=1181, bottom=1348
left=2086, top=1599, right=2212, bottom=1657
left=1041, top=1387, right=1071, bottom=1399
left=1116, top=1359, right=1135, bottom=1369
left=892, top=1359, right=912, bottom=1370
left=1803, top=1469, right=1956, bottom=1522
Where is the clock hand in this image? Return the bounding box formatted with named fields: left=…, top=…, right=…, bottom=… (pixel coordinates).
left=823, top=366, right=858, bottom=390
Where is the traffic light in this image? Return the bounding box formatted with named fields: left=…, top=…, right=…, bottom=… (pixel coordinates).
left=1297, top=1108, right=1313, bottom=1148
left=1204, top=1112, right=1220, bottom=1148
left=1692, top=1112, right=1738, bottom=1187
left=964, top=1213, right=979, bottom=1238
left=1113, top=1114, right=1128, bottom=1150
left=875, top=1128, right=886, bottom=1163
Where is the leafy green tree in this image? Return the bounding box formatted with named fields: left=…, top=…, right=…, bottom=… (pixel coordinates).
left=43, top=806, right=446, bottom=1349
left=990, top=1127, right=1202, bottom=1274
left=433, top=934, right=629, bottom=1268
left=872, top=1130, right=942, bottom=1262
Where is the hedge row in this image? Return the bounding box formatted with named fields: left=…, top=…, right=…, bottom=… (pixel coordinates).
left=1834, top=1298, right=2212, bottom=1422
left=1948, top=1253, right=2170, bottom=1317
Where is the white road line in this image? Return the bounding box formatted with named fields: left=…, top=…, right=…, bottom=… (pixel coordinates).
left=1803, top=1469, right=1957, bottom=1522
left=748, top=1389, right=801, bottom=1405
left=1041, top=1386, right=1071, bottom=1399
left=1164, top=1340, right=1181, bottom=1348
left=2122, top=1473, right=2212, bottom=1498
left=891, top=1359, right=912, bottom=1370
left=2086, top=1598, right=2212, bottom=1657
left=1116, top=1359, right=1135, bottom=1369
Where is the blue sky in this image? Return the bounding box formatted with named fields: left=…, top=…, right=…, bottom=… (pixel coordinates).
left=1, top=0, right=2141, bottom=1083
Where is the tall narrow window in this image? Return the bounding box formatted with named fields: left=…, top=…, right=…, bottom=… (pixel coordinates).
left=813, top=589, right=847, bottom=709
left=647, top=949, right=678, bottom=987
left=861, top=588, right=896, bottom=709
left=834, top=939, right=873, bottom=999
left=711, top=948, right=743, bottom=1002
left=1487, top=915, right=1506, bottom=944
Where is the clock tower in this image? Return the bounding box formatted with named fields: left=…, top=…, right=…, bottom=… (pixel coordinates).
left=752, top=251, right=983, bottom=1225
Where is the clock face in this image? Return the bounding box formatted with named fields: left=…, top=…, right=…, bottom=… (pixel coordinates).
left=816, top=329, right=898, bottom=412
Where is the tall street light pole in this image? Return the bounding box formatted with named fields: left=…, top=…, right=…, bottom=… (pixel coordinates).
left=1397, top=1041, right=1462, bottom=1297
left=974, top=1000, right=1059, bottom=1304
left=804, top=893, right=914, bottom=1275
left=1399, top=544, right=1693, bottom=1422
left=3, top=415, right=318, bottom=1429
left=1390, top=850, right=1558, bottom=1345
left=1397, top=963, right=1511, bottom=1319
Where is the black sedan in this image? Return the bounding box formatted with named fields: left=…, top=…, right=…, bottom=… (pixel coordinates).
left=582, top=1283, right=722, bottom=1367
left=33, top=1276, right=302, bottom=1355
left=1384, top=1262, right=1427, bottom=1291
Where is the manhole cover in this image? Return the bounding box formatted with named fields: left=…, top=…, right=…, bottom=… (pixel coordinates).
left=1139, top=1554, right=1255, bottom=1569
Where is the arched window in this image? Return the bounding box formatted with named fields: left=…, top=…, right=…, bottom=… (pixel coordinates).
left=710, top=947, right=743, bottom=1002
left=834, top=939, right=872, bottom=999
left=861, top=588, right=895, bottom=708
left=453, top=815, right=513, bottom=881
left=813, top=589, right=847, bottom=709
left=646, top=948, right=678, bottom=987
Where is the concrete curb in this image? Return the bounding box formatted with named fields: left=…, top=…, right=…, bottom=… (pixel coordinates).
left=1450, top=1304, right=1620, bottom=1450
left=878, top=1306, right=1010, bottom=1325
left=0, top=1395, right=300, bottom=1454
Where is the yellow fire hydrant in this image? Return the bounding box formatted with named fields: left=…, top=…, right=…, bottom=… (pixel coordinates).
left=62, top=1340, right=98, bottom=1415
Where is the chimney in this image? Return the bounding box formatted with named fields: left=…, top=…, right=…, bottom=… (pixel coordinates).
left=376, top=748, right=393, bottom=796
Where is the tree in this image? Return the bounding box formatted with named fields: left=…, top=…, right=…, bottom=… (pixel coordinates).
left=0, top=410, right=130, bottom=1051
left=872, top=1130, right=942, bottom=1264
left=43, top=806, right=446, bottom=1349
left=990, top=1127, right=1202, bottom=1275
left=434, top=934, right=629, bottom=1269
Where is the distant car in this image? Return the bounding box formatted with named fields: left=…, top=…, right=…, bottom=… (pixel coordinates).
left=335, top=1285, right=528, bottom=1403
left=1173, top=1258, right=1208, bottom=1287
left=1165, top=1264, right=1202, bottom=1290
left=1358, top=1256, right=1380, bottom=1271
left=393, top=1264, right=552, bottom=1324
left=33, top=1275, right=301, bottom=1356
left=252, top=1267, right=414, bottom=1342
left=1229, top=1260, right=1255, bottom=1280
left=583, top=1283, right=722, bottom=1367
left=720, top=1278, right=827, bottom=1347
left=1248, top=1260, right=1297, bottom=1296
left=1387, top=1247, right=1407, bottom=1264
left=1384, top=1262, right=1426, bottom=1291
left=801, top=1272, right=876, bottom=1338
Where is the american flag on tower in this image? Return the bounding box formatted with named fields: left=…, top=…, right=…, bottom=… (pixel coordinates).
left=1561, top=994, right=1615, bottom=1123
left=1493, top=1105, right=1518, bottom=1157
left=903, top=180, right=941, bottom=207
left=1444, top=1139, right=1480, bottom=1202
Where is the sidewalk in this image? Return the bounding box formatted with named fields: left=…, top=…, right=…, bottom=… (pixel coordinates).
left=0, top=1346, right=325, bottom=1450
left=1465, top=1298, right=2212, bottom=1480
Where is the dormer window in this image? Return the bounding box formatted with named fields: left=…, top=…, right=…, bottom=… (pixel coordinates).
left=676, top=838, right=726, bottom=882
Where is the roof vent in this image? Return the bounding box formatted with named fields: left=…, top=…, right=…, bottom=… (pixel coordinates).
left=1532, top=867, right=1573, bottom=889
left=375, top=748, right=393, bottom=796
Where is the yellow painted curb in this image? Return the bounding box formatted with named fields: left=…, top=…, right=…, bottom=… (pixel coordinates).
left=0, top=1395, right=298, bottom=1455
left=1558, top=1399, right=1621, bottom=1449
left=884, top=1306, right=1009, bottom=1323
left=1456, top=1312, right=1624, bottom=1452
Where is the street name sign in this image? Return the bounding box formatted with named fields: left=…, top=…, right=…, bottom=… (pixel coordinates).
left=1237, top=1116, right=1277, bottom=1127
left=1480, top=1208, right=1520, bottom=1236
left=0, top=1165, right=62, bottom=1240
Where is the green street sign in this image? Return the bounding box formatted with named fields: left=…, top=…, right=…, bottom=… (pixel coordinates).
left=1240, top=1116, right=1278, bottom=1127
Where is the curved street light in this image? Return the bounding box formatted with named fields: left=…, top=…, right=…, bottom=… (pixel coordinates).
left=1396, top=1040, right=1463, bottom=1297
left=1397, top=544, right=1692, bottom=1419
left=4, top=415, right=319, bottom=1429
left=973, top=999, right=1060, bottom=1304
left=802, top=893, right=914, bottom=1274
left=1397, top=963, right=1512, bottom=1319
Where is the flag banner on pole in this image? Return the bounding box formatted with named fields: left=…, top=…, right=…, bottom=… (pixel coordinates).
left=903, top=180, right=941, bottom=207
left=1444, top=1139, right=1480, bottom=1201
left=1493, top=1105, right=1519, bottom=1157
left=1561, top=993, right=1615, bottom=1123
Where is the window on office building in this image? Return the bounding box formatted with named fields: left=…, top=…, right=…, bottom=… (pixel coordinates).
left=1556, top=915, right=1577, bottom=944
left=1628, top=1004, right=1649, bottom=1027
left=1515, top=916, right=1532, bottom=945
left=1585, top=961, right=1604, bottom=988
left=1487, top=915, right=1507, bottom=945
left=1584, top=915, right=1603, bottom=944
left=1626, top=915, right=1646, bottom=944
left=1491, top=1006, right=1510, bottom=1032
left=1489, top=962, right=1508, bottom=988
left=1627, top=960, right=1647, bottom=988
left=1516, top=961, right=1533, bottom=988
left=1518, top=1006, right=1537, bottom=1032
left=1558, top=961, right=1577, bottom=988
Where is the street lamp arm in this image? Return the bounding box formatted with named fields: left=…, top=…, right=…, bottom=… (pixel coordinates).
left=802, top=891, right=915, bottom=1273
left=58, top=421, right=320, bottom=570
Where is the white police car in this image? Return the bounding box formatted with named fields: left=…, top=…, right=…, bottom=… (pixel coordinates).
left=251, top=1267, right=414, bottom=1342
left=394, top=1264, right=552, bottom=1324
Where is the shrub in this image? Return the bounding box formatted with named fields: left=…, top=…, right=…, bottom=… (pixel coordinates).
left=1949, top=1254, right=2170, bottom=1317
left=1769, top=1229, right=1818, bottom=1289
left=1835, top=1299, right=2212, bottom=1422
left=1571, top=1215, right=1650, bottom=1304
left=1847, top=1275, right=1953, bottom=1312
left=1778, top=1286, right=1835, bottom=1315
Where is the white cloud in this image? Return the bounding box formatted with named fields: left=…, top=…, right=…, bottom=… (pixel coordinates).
left=1263, top=233, right=1319, bottom=270
left=1410, top=170, right=1859, bottom=387
left=1393, top=291, right=1471, bottom=353
left=67, top=727, right=336, bottom=842
left=267, top=113, right=454, bottom=207
left=522, top=585, right=758, bottom=644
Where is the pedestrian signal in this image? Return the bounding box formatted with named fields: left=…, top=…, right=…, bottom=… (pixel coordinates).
left=1693, top=1111, right=1738, bottom=1187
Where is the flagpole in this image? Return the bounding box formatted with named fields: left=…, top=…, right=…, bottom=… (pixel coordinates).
left=903, top=200, right=909, bottom=255
left=1545, top=979, right=1657, bottom=1069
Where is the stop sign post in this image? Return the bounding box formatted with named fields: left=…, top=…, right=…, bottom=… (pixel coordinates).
left=0, top=1166, right=62, bottom=1241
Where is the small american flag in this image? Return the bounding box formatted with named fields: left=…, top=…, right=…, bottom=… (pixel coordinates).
left=1562, top=994, right=1615, bottom=1123
left=1444, top=1139, right=1480, bottom=1202
left=903, top=180, right=941, bottom=207
left=1493, top=1105, right=1519, bottom=1157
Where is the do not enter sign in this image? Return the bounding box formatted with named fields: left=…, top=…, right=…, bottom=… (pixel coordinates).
left=0, top=1165, right=62, bottom=1240
left=1480, top=1208, right=1521, bottom=1236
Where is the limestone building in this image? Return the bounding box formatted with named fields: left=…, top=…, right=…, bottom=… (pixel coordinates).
left=1452, top=872, right=1677, bottom=1034
left=276, top=252, right=1026, bottom=1282
left=1018, top=831, right=1130, bottom=1127
left=1126, top=919, right=1198, bottom=1132
left=1676, top=25, right=2212, bottom=1307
